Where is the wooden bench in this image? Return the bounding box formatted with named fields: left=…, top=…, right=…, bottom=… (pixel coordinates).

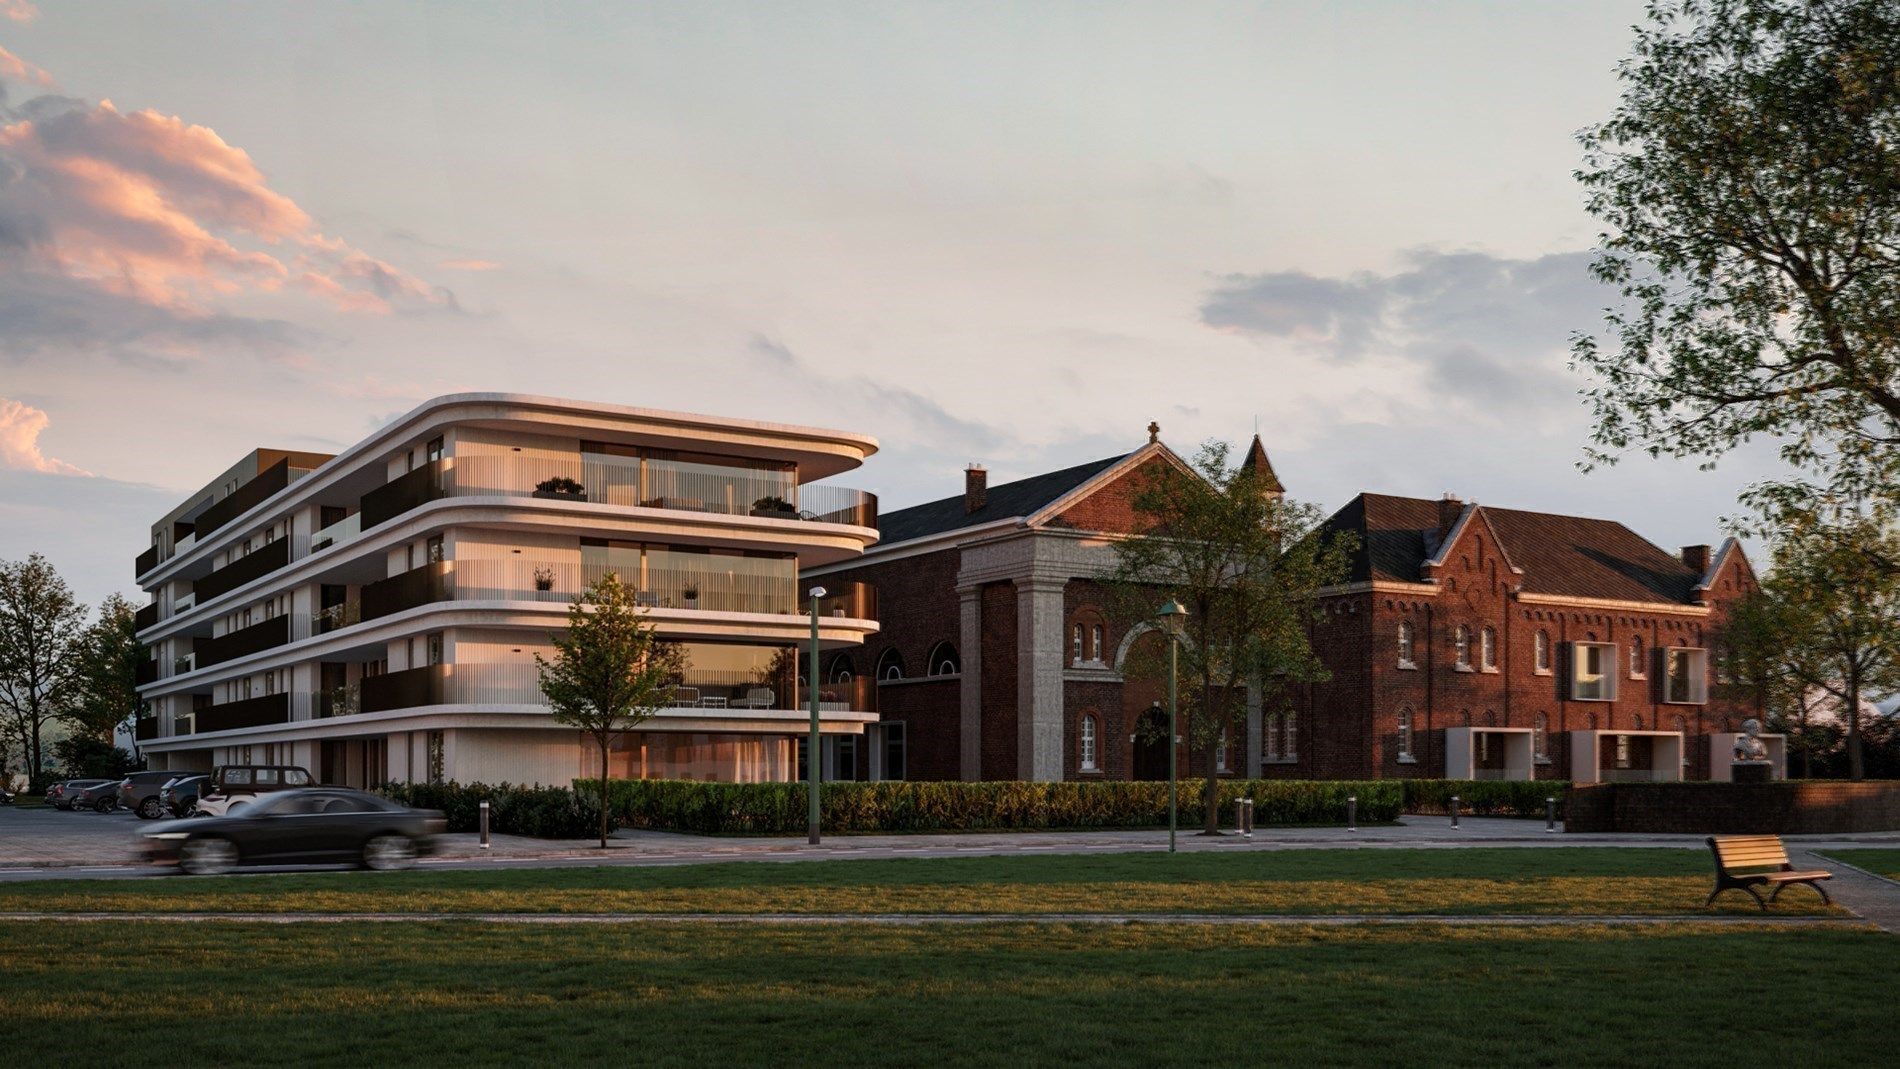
left=1706, top=835, right=1832, bottom=910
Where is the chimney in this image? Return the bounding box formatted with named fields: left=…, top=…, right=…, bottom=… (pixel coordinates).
left=1437, top=493, right=1464, bottom=539
left=965, top=464, right=987, bottom=513
left=1681, top=545, right=1711, bottom=574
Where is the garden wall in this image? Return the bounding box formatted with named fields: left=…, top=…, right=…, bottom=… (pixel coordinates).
left=1564, top=781, right=1900, bottom=834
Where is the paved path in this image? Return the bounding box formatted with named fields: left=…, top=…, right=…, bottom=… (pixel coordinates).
left=1797, top=848, right=1900, bottom=933
left=0, top=909, right=1870, bottom=928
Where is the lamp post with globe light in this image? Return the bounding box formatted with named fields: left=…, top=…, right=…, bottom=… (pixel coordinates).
left=807, top=586, right=826, bottom=845
left=1158, top=600, right=1187, bottom=853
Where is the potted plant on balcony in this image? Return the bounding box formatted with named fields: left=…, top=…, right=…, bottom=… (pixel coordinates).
left=533, top=475, right=587, bottom=502
left=750, top=495, right=797, bottom=519
left=533, top=566, right=556, bottom=593
left=681, top=582, right=699, bottom=610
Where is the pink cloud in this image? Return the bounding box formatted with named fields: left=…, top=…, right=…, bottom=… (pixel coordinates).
left=0, top=44, right=53, bottom=87
left=0, top=56, right=452, bottom=319
left=441, top=258, right=502, bottom=271
left=1, top=1, right=37, bottom=25
left=0, top=398, right=90, bottom=476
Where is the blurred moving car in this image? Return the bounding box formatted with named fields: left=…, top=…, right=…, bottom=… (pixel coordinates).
left=194, top=765, right=315, bottom=817
left=69, top=780, right=124, bottom=813
left=47, top=779, right=110, bottom=810
left=139, top=788, right=446, bottom=875
left=117, top=770, right=185, bottom=820
left=161, top=774, right=210, bottom=818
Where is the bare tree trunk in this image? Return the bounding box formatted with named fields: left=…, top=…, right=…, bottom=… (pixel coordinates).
left=1846, top=671, right=1864, bottom=781
left=598, top=735, right=612, bottom=849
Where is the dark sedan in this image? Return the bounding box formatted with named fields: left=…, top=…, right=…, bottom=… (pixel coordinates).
left=48, top=779, right=110, bottom=810
left=139, top=788, right=447, bottom=875
left=69, top=780, right=124, bottom=812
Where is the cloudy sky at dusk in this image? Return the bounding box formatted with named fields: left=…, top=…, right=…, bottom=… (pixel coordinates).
left=2, top=1, right=1790, bottom=606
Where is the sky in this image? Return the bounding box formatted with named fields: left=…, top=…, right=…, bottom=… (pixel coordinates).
left=0, top=0, right=1794, bottom=609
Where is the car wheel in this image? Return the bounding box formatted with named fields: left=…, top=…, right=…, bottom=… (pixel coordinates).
left=225, top=802, right=247, bottom=816
left=178, top=837, right=239, bottom=876
left=137, top=797, right=165, bottom=820
left=94, top=798, right=115, bottom=813
left=181, top=801, right=199, bottom=818
left=362, top=835, right=418, bottom=871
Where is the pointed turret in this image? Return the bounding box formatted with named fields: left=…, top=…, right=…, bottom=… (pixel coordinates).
left=1239, top=433, right=1284, bottom=495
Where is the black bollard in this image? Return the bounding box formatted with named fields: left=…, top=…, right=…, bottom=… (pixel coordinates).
left=480, top=799, right=491, bottom=850
left=1347, top=794, right=1357, bottom=832
left=1449, top=795, right=1460, bottom=830
left=1545, top=796, right=1557, bottom=834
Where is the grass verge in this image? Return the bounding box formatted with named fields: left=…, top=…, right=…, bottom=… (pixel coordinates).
left=1822, top=848, right=1900, bottom=881
left=0, top=920, right=1889, bottom=1065
left=0, top=847, right=1842, bottom=916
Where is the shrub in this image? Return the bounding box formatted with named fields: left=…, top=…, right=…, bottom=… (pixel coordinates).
left=589, top=778, right=1402, bottom=835
left=1402, top=779, right=1568, bottom=819
left=379, top=781, right=602, bottom=839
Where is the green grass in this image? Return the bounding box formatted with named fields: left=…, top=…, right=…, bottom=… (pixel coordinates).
left=0, top=919, right=1889, bottom=1065
left=0, top=847, right=1841, bottom=916
left=1824, top=848, right=1900, bottom=881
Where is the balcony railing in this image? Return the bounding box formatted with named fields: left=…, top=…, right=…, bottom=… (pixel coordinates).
left=195, top=692, right=290, bottom=734
left=195, top=615, right=291, bottom=669
left=309, top=511, right=362, bottom=553
left=314, top=683, right=361, bottom=719
left=134, top=716, right=159, bottom=741
left=134, top=602, right=159, bottom=632
left=312, top=600, right=362, bottom=635
left=194, top=538, right=290, bottom=603
left=812, top=582, right=877, bottom=621
left=196, top=458, right=303, bottom=539
left=135, top=658, right=159, bottom=686
left=361, top=663, right=447, bottom=714
left=360, top=459, right=445, bottom=530
left=135, top=544, right=160, bottom=579
left=361, top=561, right=451, bottom=622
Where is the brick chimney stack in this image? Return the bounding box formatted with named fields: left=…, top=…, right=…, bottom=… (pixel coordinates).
left=1437, top=493, right=1464, bottom=539
left=965, top=464, right=987, bottom=513
left=1681, top=545, right=1712, bottom=574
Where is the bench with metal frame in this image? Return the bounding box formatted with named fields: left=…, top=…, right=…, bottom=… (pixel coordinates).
left=1705, top=834, right=1832, bottom=910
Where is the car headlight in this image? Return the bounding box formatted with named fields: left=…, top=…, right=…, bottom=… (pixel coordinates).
left=147, top=832, right=191, bottom=840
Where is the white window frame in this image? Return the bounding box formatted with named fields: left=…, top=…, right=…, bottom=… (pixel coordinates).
left=1480, top=627, right=1498, bottom=672
left=1397, top=620, right=1416, bottom=670
left=1663, top=647, right=1709, bottom=704
left=1570, top=642, right=1618, bottom=702
left=1079, top=714, right=1098, bottom=772
left=1397, top=709, right=1415, bottom=763
left=1453, top=626, right=1472, bottom=671
left=1534, top=630, right=1551, bottom=675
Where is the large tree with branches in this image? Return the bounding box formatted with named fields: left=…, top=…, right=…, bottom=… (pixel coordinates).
left=1106, top=441, right=1356, bottom=834
left=1573, top=0, right=1900, bottom=514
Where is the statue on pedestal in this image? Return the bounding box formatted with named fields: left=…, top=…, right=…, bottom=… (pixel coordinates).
left=1732, top=718, right=1773, bottom=782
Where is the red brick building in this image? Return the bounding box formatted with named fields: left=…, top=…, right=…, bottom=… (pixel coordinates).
left=808, top=431, right=1761, bottom=783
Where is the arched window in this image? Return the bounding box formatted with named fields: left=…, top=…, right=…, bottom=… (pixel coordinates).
left=1532, top=713, right=1548, bottom=761
left=1632, top=713, right=1645, bottom=731
left=1092, top=624, right=1104, bottom=663
left=1397, top=620, right=1416, bottom=668
left=828, top=655, right=855, bottom=683
left=1534, top=630, right=1551, bottom=673
left=1397, top=708, right=1414, bottom=761
left=1285, top=712, right=1298, bottom=760
left=1454, top=626, right=1472, bottom=669
left=926, top=641, right=960, bottom=677
left=876, top=648, right=906, bottom=682
left=1630, top=635, right=1647, bottom=679
left=1079, top=714, right=1099, bottom=772
left=1072, top=624, right=1085, bottom=664
left=1480, top=627, right=1497, bottom=671
left=1067, top=607, right=1107, bottom=665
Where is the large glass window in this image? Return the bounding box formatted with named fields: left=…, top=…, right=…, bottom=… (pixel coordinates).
left=1571, top=642, right=1617, bottom=701
left=1080, top=714, right=1098, bottom=771
left=1664, top=648, right=1708, bottom=704
left=581, top=441, right=796, bottom=516
left=580, top=539, right=796, bottom=614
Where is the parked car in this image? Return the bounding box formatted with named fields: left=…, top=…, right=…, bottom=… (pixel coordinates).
left=194, top=765, right=315, bottom=817
left=161, top=774, right=210, bottom=818
left=71, top=779, right=126, bottom=812
left=139, top=788, right=446, bottom=875
left=0, top=785, right=12, bottom=805
left=47, top=779, right=109, bottom=810
left=116, top=770, right=186, bottom=820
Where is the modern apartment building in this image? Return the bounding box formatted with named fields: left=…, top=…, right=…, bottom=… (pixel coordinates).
left=132, top=394, right=883, bottom=788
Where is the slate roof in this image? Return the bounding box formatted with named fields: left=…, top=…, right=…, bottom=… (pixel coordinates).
left=1321, top=492, right=1705, bottom=605
left=875, top=453, right=1132, bottom=546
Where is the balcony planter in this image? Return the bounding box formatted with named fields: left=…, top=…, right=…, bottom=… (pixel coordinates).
left=749, top=496, right=798, bottom=520
left=682, top=585, right=699, bottom=611
left=533, top=567, right=556, bottom=593
left=533, top=476, right=587, bottom=502
left=532, top=489, right=588, bottom=502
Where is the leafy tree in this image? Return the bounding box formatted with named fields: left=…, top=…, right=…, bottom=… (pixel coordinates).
left=1106, top=441, right=1356, bottom=834
left=51, top=734, right=140, bottom=779
left=1732, top=508, right=1900, bottom=778
left=535, top=572, right=685, bottom=848
left=1722, top=588, right=1834, bottom=775
left=66, top=594, right=145, bottom=743
left=0, top=554, right=87, bottom=790
left=1573, top=0, right=1900, bottom=514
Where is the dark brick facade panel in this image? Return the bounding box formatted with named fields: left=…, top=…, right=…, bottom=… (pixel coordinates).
left=876, top=678, right=960, bottom=781
left=980, top=581, right=1018, bottom=780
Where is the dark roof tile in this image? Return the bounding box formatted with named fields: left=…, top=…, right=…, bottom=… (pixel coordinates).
left=875, top=453, right=1132, bottom=545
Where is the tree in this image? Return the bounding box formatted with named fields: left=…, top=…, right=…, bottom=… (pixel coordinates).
left=1721, top=587, right=1834, bottom=775
left=66, top=594, right=145, bottom=744
left=0, top=554, right=88, bottom=790
left=1573, top=0, right=1900, bottom=515
left=1729, top=508, right=1900, bottom=778
left=1106, top=441, right=1356, bottom=834
left=535, top=572, right=684, bottom=848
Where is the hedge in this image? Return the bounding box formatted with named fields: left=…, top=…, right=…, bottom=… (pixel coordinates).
left=1402, top=779, right=1569, bottom=819
left=378, top=781, right=602, bottom=839
left=588, top=778, right=1402, bottom=835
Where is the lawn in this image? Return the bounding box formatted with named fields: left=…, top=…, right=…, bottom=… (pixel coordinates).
left=0, top=919, right=1889, bottom=1065
left=1824, top=848, right=1900, bottom=881
left=0, top=847, right=1842, bottom=916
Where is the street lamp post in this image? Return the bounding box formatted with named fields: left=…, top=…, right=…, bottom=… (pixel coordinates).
left=807, top=586, right=826, bottom=846
left=1158, top=600, right=1187, bottom=854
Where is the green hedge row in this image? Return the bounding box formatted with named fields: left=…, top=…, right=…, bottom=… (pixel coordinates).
left=379, top=781, right=602, bottom=839
left=1402, top=779, right=1569, bottom=818
left=587, top=778, right=1403, bottom=835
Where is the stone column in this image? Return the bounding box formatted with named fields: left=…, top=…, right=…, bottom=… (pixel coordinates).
left=1245, top=678, right=1264, bottom=778
left=1014, top=576, right=1067, bottom=781
left=958, top=585, right=983, bottom=781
